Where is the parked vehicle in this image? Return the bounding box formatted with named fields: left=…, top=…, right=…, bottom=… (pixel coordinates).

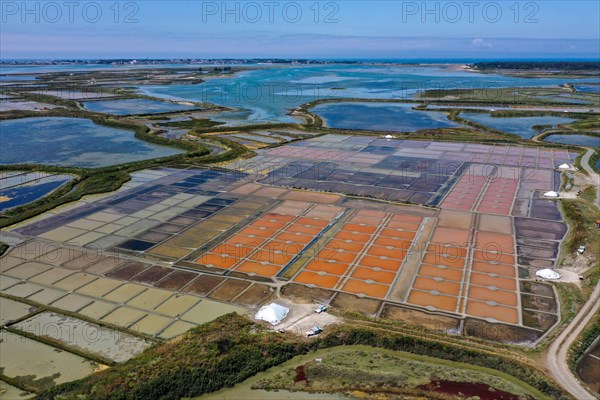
left=306, top=326, right=323, bottom=337
left=315, top=305, right=328, bottom=314
left=578, top=245, right=586, bottom=254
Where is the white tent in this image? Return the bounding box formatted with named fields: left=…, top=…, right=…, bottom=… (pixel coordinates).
left=255, top=303, right=289, bottom=325
left=558, top=164, right=570, bottom=170
left=536, top=269, right=561, bottom=280
left=544, top=191, right=559, bottom=198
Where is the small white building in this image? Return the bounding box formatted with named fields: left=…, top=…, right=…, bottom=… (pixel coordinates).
left=255, top=303, right=289, bottom=325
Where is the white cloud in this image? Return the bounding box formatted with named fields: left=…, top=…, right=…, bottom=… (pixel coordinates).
left=472, top=38, right=492, bottom=49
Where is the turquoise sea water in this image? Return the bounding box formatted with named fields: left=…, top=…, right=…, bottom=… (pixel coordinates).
left=141, top=64, right=586, bottom=124
left=0, top=117, right=183, bottom=167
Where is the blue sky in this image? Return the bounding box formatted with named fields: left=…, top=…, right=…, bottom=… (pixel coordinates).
left=1, top=1, right=599, bottom=59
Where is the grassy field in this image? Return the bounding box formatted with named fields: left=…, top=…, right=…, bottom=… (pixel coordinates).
left=158, top=118, right=226, bottom=129
left=253, top=346, right=547, bottom=400
left=417, top=86, right=600, bottom=107
left=560, top=187, right=600, bottom=257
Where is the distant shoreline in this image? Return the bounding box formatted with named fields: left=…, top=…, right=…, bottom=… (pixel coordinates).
left=2, top=59, right=599, bottom=68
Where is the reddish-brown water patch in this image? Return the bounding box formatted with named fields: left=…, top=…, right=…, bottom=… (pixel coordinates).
left=418, top=379, right=530, bottom=400
left=106, top=262, right=147, bottom=279
left=183, top=275, right=226, bottom=296
left=209, top=279, right=252, bottom=301
left=156, top=270, right=198, bottom=290
left=294, top=365, right=308, bottom=384
left=132, top=266, right=172, bottom=284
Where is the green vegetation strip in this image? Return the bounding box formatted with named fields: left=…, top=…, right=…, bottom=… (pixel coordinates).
left=0, top=373, right=41, bottom=395
left=560, top=186, right=600, bottom=256
left=417, top=86, right=600, bottom=107
left=253, top=345, right=548, bottom=399
left=569, top=310, right=600, bottom=369
left=473, top=61, right=600, bottom=71
left=38, top=314, right=566, bottom=400
left=0, top=242, right=9, bottom=257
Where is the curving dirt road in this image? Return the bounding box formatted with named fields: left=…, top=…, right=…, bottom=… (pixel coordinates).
left=547, top=282, right=600, bottom=400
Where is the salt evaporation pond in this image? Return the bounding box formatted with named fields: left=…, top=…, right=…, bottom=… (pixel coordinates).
left=14, top=312, right=151, bottom=363
left=0, top=117, right=183, bottom=167
left=543, top=134, right=599, bottom=148
left=0, top=171, right=73, bottom=211
left=459, top=113, right=576, bottom=139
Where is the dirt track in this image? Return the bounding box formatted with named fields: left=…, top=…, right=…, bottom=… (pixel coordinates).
left=546, top=281, right=600, bottom=399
